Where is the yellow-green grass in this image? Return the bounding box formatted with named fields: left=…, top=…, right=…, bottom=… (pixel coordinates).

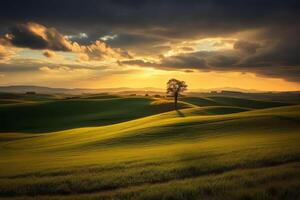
left=0, top=105, right=300, bottom=199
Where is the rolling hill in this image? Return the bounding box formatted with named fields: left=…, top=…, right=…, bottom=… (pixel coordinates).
left=0, top=95, right=299, bottom=199
left=0, top=97, right=190, bottom=133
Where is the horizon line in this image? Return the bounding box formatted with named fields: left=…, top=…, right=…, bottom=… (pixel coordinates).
left=1, top=84, right=300, bottom=93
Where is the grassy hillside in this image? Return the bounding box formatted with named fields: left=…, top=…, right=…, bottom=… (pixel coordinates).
left=0, top=97, right=191, bottom=133
left=0, top=103, right=300, bottom=199
left=181, top=96, right=290, bottom=109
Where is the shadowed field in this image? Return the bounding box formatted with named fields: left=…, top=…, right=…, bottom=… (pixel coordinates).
left=0, top=94, right=299, bottom=200
left=0, top=96, right=190, bottom=133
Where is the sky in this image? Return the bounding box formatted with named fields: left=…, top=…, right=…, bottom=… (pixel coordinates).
left=0, top=0, right=300, bottom=91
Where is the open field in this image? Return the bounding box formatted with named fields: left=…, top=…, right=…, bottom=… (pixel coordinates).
left=0, top=94, right=300, bottom=200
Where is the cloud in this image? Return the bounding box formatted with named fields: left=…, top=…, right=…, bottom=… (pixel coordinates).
left=0, top=44, right=16, bottom=63
left=121, top=50, right=240, bottom=70
left=180, top=47, right=194, bottom=52
left=39, top=65, right=92, bottom=75
left=233, top=40, right=261, bottom=54
left=0, top=45, right=8, bottom=60
left=106, top=32, right=169, bottom=56
left=121, top=59, right=157, bottom=67
left=39, top=66, right=70, bottom=73
left=43, top=50, right=56, bottom=58
left=4, top=22, right=73, bottom=51
left=77, top=40, right=131, bottom=61
left=100, top=34, right=118, bottom=41
left=65, top=33, right=88, bottom=40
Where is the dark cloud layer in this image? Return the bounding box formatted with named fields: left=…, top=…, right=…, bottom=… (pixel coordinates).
left=1, top=0, right=299, bottom=43
left=1, top=1, right=299, bottom=48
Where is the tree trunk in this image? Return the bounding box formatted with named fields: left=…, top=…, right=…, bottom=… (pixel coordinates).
left=174, top=92, right=178, bottom=110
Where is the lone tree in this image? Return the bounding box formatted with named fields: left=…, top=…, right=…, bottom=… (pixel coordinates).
left=167, top=79, right=187, bottom=110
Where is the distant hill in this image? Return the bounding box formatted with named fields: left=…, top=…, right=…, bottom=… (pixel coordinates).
left=0, top=85, right=166, bottom=95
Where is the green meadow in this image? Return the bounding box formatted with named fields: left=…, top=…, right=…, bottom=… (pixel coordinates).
left=0, top=94, right=300, bottom=200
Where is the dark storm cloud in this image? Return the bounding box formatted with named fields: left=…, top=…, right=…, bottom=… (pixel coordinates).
left=4, top=23, right=72, bottom=51
left=234, top=28, right=300, bottom=74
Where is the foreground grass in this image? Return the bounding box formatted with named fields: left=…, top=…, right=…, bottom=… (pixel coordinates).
left=2, top=162, right=298, bottom=200
left=0, top=104, right=300, bottom=199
